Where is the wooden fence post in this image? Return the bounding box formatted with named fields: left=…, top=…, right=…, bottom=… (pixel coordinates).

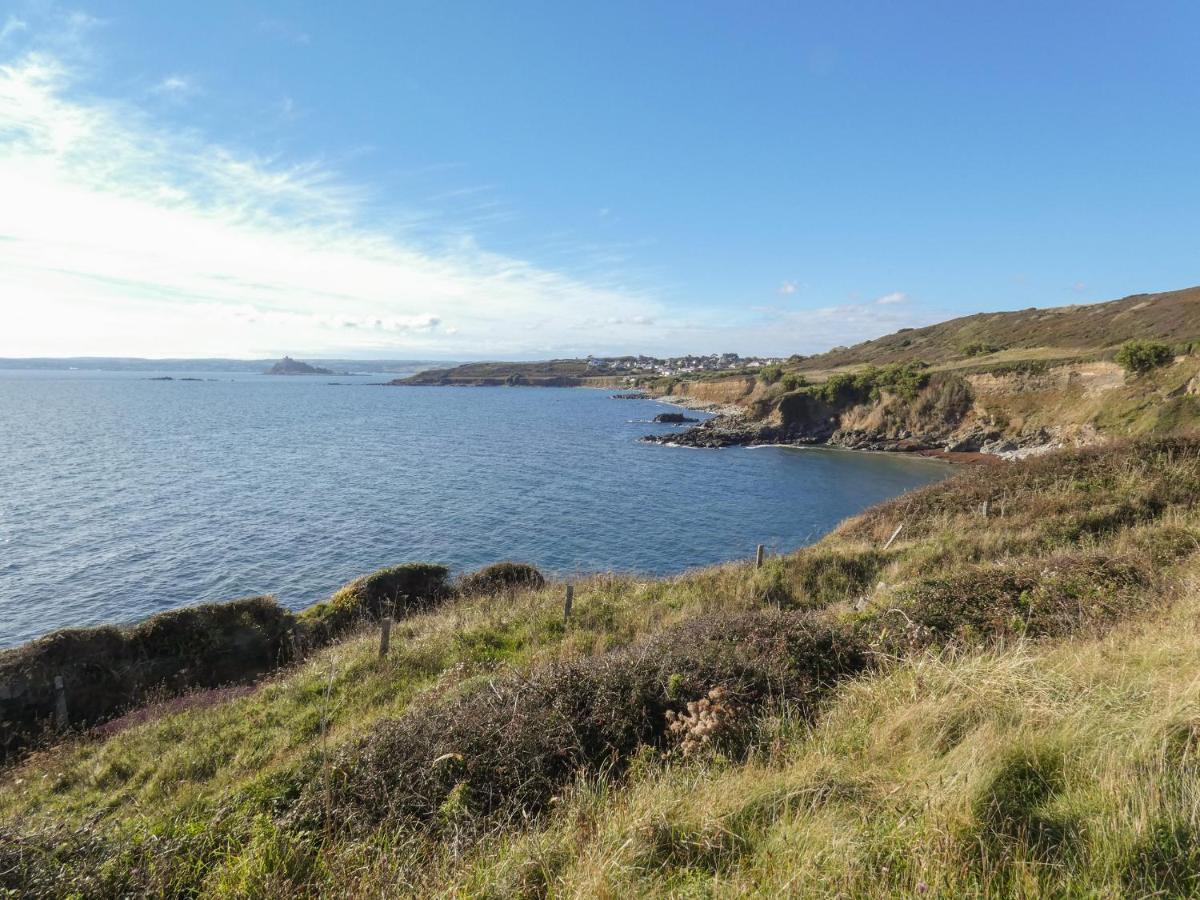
left=53, top=675, right=68, bottom=729
left=882, top=523, right=905, bottom=551
left=379, top=616, right=392, bottom=659
left=564, top=584, right=574, bottom=623
left=755, top=544, right=765, bottom=569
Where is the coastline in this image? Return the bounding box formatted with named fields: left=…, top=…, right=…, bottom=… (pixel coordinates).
left=639, top=403, right=1058, bottom=464
left=392, top=380, right=1061, bottom=464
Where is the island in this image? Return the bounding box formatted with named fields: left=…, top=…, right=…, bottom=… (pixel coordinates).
left=265, top=356, right=338, bottom=376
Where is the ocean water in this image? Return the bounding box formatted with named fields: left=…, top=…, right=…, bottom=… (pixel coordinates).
left=0, top=371, right=950, bottom=647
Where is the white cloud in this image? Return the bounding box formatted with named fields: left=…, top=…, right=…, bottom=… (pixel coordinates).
left=875, top=291, right=908, bottom=305
left=154, top=74, right=195, bottom=97
left=778, top=281, right=797, bottom=295
left=0, top=52, right=667, bottom=357
left=0, top=16, right=28, bottom=44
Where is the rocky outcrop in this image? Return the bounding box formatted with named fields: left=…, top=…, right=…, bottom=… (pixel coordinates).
left=653, top=412, right=699, bottom=424
left=643, top=415, right=785, bottom=448
left=644, top=366, right=1105, bottom=461
left=266, top=356, right=336, bottom=376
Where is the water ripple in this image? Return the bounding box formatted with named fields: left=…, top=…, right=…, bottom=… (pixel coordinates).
left=0, top=371, right=949, bottom=646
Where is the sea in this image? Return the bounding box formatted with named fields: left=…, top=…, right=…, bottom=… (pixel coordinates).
left=0, top=370, right=951, bottom=647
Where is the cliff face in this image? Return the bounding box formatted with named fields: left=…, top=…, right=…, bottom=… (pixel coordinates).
left=650, top=357, right=1200, bottom=456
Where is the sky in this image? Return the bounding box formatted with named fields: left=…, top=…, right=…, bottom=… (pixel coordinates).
left=1, top=1, right=1198, bottom=360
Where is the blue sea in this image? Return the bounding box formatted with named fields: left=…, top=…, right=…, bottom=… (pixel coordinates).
left=0, top=371, right=950, bottom=647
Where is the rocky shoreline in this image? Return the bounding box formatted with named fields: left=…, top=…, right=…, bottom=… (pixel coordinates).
left=641, top=411, right=1071, bottom=462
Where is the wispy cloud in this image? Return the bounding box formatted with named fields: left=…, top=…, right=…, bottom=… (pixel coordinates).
left=0, top=16, right=944, bottom=360
left=153, top=74, right=196, bottom=97
left=875, top=291, right=908, bottom=305
left=0, top=16, right=28, bottom=44
left=0, top=50, right=668, bottom=357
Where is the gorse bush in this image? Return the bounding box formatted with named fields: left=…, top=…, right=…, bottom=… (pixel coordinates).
left=1115, top=339, right=1172, bottom=374
left=962, top=340, right=1001, bottom=357
left=297, top=562, right=450, bottom=643
left=758, top=363, right=783, bottom=384
left=457, top=561, right=545, bottom=596
left=800, top=361, right=932, bottom=406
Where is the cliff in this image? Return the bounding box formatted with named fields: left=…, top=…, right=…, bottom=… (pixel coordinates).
left=642, top=286, right=1200, bottom=455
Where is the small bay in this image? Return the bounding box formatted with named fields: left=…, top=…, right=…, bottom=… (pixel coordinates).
left=0, top=371, right=950, bottom=647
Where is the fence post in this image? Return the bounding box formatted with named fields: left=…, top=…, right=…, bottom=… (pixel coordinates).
left=53, top=675, right=68, bottom=729
left=882, top=523, right=905, bottom=551
left=379, top=616, right=392, bottom=659
left=755, top=544, right=765, bottom=569
left=981, top=499, right=990, bottom=518
left=563, top=584, right=574, bottom=623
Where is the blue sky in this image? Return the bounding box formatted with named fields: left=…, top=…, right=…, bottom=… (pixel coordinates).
left=1, top=1, right=1198, bottom=359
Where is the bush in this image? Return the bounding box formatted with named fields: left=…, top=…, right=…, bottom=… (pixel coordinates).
left=0, top=596, right=293, bottom=757
left=758, top=364, right=783, bottom=384
left=780, top=372, right=808, bottom=391
left=805, top=362, right=932, bottom=407
left=961, top=340, right=1001, bottom=357
left=292, top=611, right=869, bottom=833
left=1115, top=339, right=1172, bottom=374
left=910, top=373, right=973, bottom=425
left=870, top=552, right=1152, bottom=653
left=458, top=562, right=545, bottom=596
left=297, top=563, right=450, bottom=643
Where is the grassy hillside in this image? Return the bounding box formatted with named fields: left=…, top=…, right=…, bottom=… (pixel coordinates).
left=3, top=438, right=1200, bottom=896
left=796, top=285, right=1200, bottom=372
left=399, top=359, right=596, bottom=386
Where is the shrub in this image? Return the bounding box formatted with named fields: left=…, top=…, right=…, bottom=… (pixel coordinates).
left=961, top=340, right=1001, bottom=357
left=808, top=362, right=932, bottom=406
left=291, top=612, right=869, bottom=833
left=0, top=596, right=293, bottom=757
left=758, top=364, right=783, bottom=384
left=296, top=563, right=451, bottom=644
left=458, top=562, right=545, bottom=596
left=1115, top=339, right=1172, bottom=374
left=870, top=552, right=1152, bottom=653
left=779, top=372, right=808, bottom=391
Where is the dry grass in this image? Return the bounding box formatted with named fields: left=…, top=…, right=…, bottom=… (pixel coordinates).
left=437, top=583, right=1200, bottom=898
